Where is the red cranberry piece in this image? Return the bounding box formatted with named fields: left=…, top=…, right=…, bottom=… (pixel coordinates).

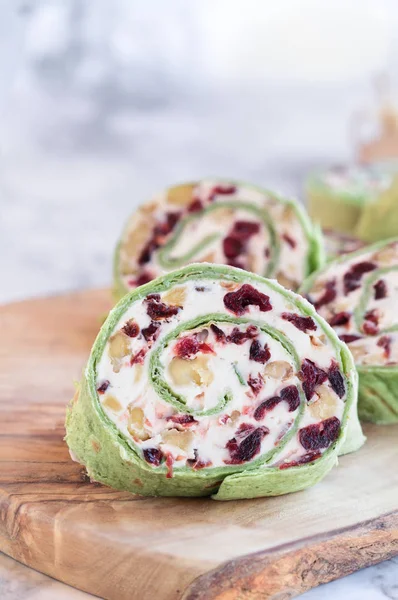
left=224, top=284, right=272, bottom=315
left=210, top=324, right=226, bottom=342
left=174, top=336, right=200, bottom=358
left=223, top=236, right=243, bottom=259
left=138, top=239, right=158, bottom=265
left=299, top=359, right=328, bottom=401
left=254, top=396, right=281, bottom=420
left=279, top=451, right=322, bottom=469
left=97, top=380, right=110, bottom=394
left=141, top=321, right=161, bottom=343
left=154, top=212, right=181, bottom=236
left=209, top=184, right=236, bottom=201
left=328, top=361, right=345, bottom=398
left=131, top=271, right=153, bottom=287
left=299, top=417, right=341, bottom=451
left=340, top=334, right=362, bottom=343
left=343, top=261, right=377, bottom=295
left=225, top=426, right=269, bottom=464
left=166, top=414, right=198, bottom=426
left=280, top=385, right=300, bottom=411
left=362, top=309, right=379, bottom=335
left=227, top=325, right=258, bottom=345
left=145, top=294, right=180, bottom=320
left=374, top=279, right=387, bottom=300
left=314, top=280, right=337, bottom=309
left=329, top=312, right=350, bottom=327
left=143, top=447, right=163, bottom=466
left=130, top=348, right=146, bottom=365
left=232, top=221, right=260, bottom=241
left=281, top=312, right=317, bottom=333
left=122, top=320, right=140, bottom=337
left=247, top=373, right=263, bottom=396
left=377, top=335, right=391, bottom=359
left=250, top=340, right=271, bottom=364
left=282, top=233, right=296, bottom=248
left=188, top=198, right=203, bottom=212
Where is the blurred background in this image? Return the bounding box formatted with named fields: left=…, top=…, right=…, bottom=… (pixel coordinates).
left=1, top=0, right=398, bottom=301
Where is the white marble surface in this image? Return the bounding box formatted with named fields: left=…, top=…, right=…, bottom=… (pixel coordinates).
left=0, top=1, right=397, bottom=598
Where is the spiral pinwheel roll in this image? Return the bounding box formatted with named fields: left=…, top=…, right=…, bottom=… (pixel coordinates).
left=66, top=265, right=363, bottom=499
left=306, top=164, right=393, bottom=236
left=114, top=179, right=323, bottom=299
left=301, top=238, right=398, bottom=424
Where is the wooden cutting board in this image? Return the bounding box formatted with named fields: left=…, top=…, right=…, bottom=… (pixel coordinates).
left=0, top=289, right=397, bottom=600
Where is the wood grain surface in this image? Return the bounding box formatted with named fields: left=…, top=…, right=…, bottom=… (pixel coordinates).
left=0, top=289, right=397, bottom=600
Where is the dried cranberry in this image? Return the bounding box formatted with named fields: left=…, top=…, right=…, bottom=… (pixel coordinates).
left=279, top=451, right=321, bottom=469
left=281, top=312, right=317, bottom=333
left=254, top=396, right=281, bottom=420
left=339, top=334, right=362, bottom=343
left=227, top=325, right=258, bottom=345
left=377, top=335, right=391, bottom=359
left=362, top=309, right=379, bottom=335
left=247, top=373, right=263, bottom=396
left=282, top=233, right=296, bottom=248
left=232, top=221, right=260, bottom=241
left=97, top=380, right=110, bottom=394
left=174, top=336, right=200, bottom=358
left=343, top=261, right=377, bottom=295
left=154, top=212, right=181, bottom=236
left=209, top=184, right=236, bottom=200
left=138, top=239, right=158, bottom=265
left=280, top=385, right=300, bottom=411
left=145, top=294, right=180, bottom=320
left=299, top=417, right=341, bottom=451
left=223, top=236, right=243, bottom=259
left=166, top=414, right=198, bottom=426
left=210, top=324, right=226, bottom=342
left=224, top=284, right=272, bottom=315
left=249, top=340, right=271, bottom=363
left=329, top=312, right=350, bottom=327
left=143, top=447, right=163, bottom=466
left=225, top=426, right=268, bottom=464
left=130, top=349, right=146, bottom=365
left=141, top=321, right=161, bottom=342
left=314, top=280, right=337, bottom=310
left=299, top=359, right=328, bottom=401
left=328, top=361, right=345, bottom=398
left=188, top=198, right=203, bottom=212
left=122, top=320, right=140, bottom=337
left=132, top=271, right=153, bottom=287
left=374, top=279, right=387, bottom=300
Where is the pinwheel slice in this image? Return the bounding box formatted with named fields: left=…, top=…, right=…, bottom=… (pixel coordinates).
left=114, top=179, right=323, bottom=299
left=66, top=265, right=363, bottom=500
left=306, top=164, right=394, bottom=236
left=301, top=238, right=398, bottom=424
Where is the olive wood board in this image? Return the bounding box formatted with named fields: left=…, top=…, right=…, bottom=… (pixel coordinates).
left=0, top=289, right=397, bottom=600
